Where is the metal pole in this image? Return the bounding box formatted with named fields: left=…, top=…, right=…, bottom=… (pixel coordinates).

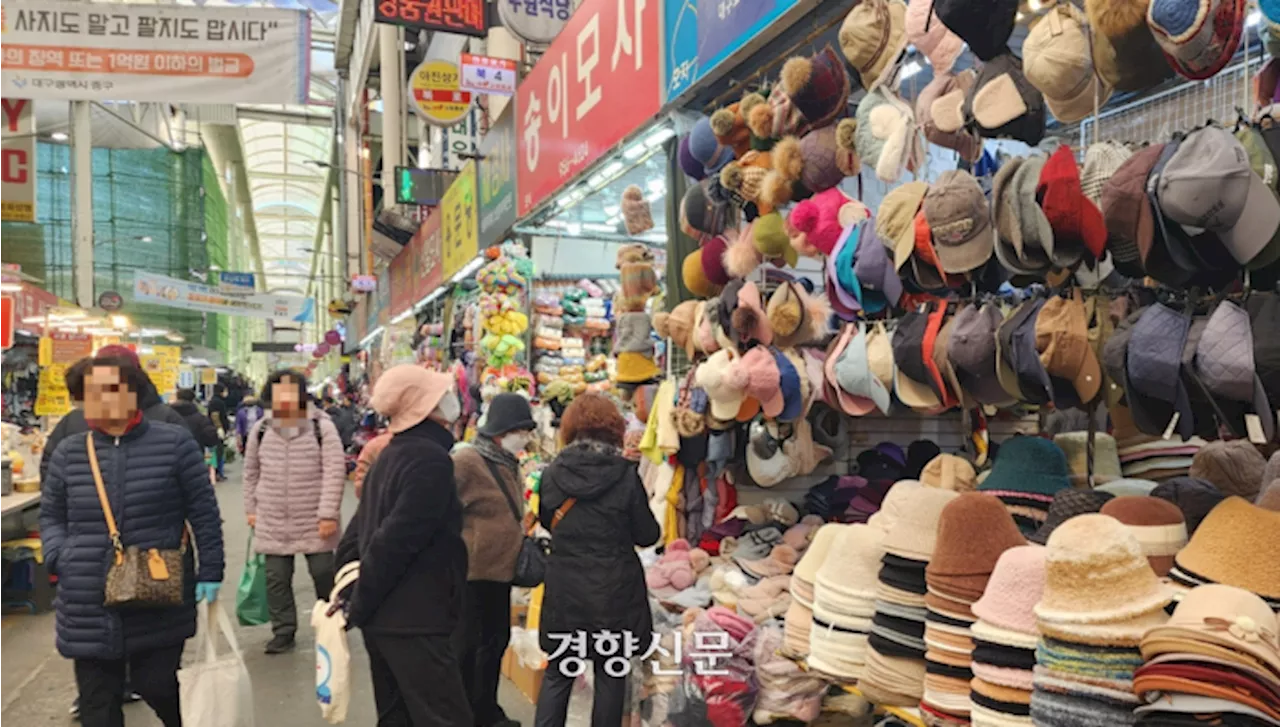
left=379, top=23, right=404, bottom=212
left=71, top=101, right=94, bottom=308
left=335, top=76, right=350, bottom=283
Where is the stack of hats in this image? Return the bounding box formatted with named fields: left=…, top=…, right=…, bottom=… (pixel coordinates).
left=808, top=524, right=886, bottom=681
left=860, top=487, right=959, bottom=706
left=783, top=524, right=841, bottom=658
left=968, top=546, right=1048, bottom=727
left=920, top=493, right=1027, bottom=725
left=1030, top=514, right=1172, bottom=726
left=978, top=436, right=1073, bottom=536
left=1053, top=431, right=1123, bottom=486
left=1112, top=406, right=1206, bottom=482
left=1167, top=497, right=1280, bottom=612
left=1135, top=584, right=1280, bottom=725
left=1029, top=488, right=1115, bottom=545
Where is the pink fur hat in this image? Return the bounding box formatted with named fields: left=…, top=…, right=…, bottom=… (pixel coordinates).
left=738, top=346, right=785, bottom=418
left=789, top=187, right=864, bottom=257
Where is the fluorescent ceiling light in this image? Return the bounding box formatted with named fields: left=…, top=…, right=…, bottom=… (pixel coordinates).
left=544, top=219, right=571, bottom=229
left=646, top=178, right=665, bottom=193
left=622, top=142, right=647, bottom=160
left=603, top=205, right=620, bottom=217
left=900, top=60, right=923, bottom=81
left=583, top=223, right=615, bottom=233
left=600, top=160, right=624, bottom=178
left=1248, top=9, right=1261, bottom=25
left=645, top=190, right=663, bottom=202
left=51, top=131, right=69, bottom=141
left=587, top=172, right=607, bottom=188
left=390, top=309, right=414, bottom=324
left=644, top=127, right=676, bottom=148
left=566, top=223, right=582, bottom=236
left=0, top=282, right=22, bottom=292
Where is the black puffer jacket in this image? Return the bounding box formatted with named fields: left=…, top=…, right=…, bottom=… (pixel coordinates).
left=537, top=440, right=660, bottom=654
left=40, top=420, right=225, bottom=660
left=337, top=418, right=467, bottom=635
left=39, top=382, right=188, bottom=483
left=169, top=401, right=220, bottom=449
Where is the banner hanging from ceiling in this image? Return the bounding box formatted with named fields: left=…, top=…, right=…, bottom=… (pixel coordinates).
left=515, top=0, right=661, bottom=217
left=0, top=1, right=310, bottom=104
left=2, top=98, right=36, bottom=222
left=479, top=105, right=518, bottom=249
left=663, top=0, right=802, bottom=101
left=441, top=162, right=478, bottom=281
left=133, top=271, right=316, bottom=323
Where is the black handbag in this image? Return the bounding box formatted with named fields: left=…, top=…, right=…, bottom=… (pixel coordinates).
left=482, top=457, right=574, bottom=588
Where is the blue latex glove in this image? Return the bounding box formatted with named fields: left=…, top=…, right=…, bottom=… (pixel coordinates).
left=195, top=582, right=221, bottom=603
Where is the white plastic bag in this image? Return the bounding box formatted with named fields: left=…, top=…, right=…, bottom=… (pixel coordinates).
left=312, top=561, right=360, bottom=723
left=180, top=601, right=255, bottom=727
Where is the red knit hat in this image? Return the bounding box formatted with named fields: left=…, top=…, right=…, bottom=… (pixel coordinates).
left=1038, top=145, right=1108, bottom=261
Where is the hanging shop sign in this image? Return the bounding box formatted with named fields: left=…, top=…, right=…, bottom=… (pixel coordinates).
left=441, top=108, right=481, bottom=171
left=498, top=0, right=571, bottom=43
left=48, top=331, right=93, bottom=363
left=395, top=166, right=457, bottom=206
left=516, top=0, right=661, bottom=216
left=366, top=273, right=391, bottom=334
left=479, top=104, right=518, bottom=249
left=374, top=0, right=488, bottom=38
left=217, top=271, right=256, bottom=293
left=407, top=58, right=473, bottom=128
left=200, top=367, right=217, bottom=385
left=140, top=344, right=180, bottom=395
left=133, top=271, right=316, bottom=324
left=441, top=161, right=479, bottom=281
left=96, top=290, right=123, bottom=311
left=11, top=282, right=60, bottom=334
left=35, top=363, right=71, bottom=417
left=459, top=53, right=518, bottom=97
left=0, top=295, right=13, bottom=349
left=349, top=275, right=377, bottom=294
left=388, top=225, right=420, bottom=317
left=663, top=0, right=802, bottom=101
left=178, top=366, right=196, bottom=390
left=420, top=211, right=444, bottom=296
left=2, top=98, right=36, bottom=223
left=0, top=1, right=310, bottom=104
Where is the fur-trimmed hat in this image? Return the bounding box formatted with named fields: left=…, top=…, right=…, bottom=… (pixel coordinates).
left=781, top=45, right=851, bottom=133
left=709, top=102, right=753, bottom=159
left=719, top=150, right=775, bottom=213
left=771, top=126, right=847, bottom=199
left=789, top=187, right=865, bottom=258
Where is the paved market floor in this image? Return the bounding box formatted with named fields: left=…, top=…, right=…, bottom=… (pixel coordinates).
left=0, top=461, right=591, bottom=726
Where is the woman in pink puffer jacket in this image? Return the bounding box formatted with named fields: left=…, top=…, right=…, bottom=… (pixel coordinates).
left=243, top=370, right=346, bottom=654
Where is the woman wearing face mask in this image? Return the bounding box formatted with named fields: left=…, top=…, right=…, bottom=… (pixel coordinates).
left=451, top=393, right=537, bottom=727
left=336, top=364, right=473, bottom=726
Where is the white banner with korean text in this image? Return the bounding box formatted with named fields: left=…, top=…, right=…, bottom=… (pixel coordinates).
left=0, top=1, right=310, bottom=104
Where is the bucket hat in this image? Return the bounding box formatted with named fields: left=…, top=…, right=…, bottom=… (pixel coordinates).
left=372, top=364, right=454, bottom=433
left=920, top=454, right=977, bottom=492
left=972, top=546, right=1049, bottom=636
left=1190, top=439, right=1267, bottom=501
left=1125, top=303, right=1195, bottom=440
left=795, top=523, right=843, bottom=585
left=1023, top=4, right=1114, bottom=123
left=1099, top=496, right=1189, bottom=576
left=1142, top=583, right=1280, bottom=677
left=1147, top=0, right=1246, bottom=80
left=883, top=487, right=961, bottom=561
left=816, top=524, right=889, bottom=603
left=924, top=170, right=996, bottom=274
left=1036, top=513, right=1173, bottom=625
left=927, top=493, right=1028, bottom=601
left=1171, top=496, right=1280, bottom=607
left=1028, top=488, right=1115, bottom=545
left=979, top=437, right=1073, bottom=531
left=478, top=392, right=537, bottom=437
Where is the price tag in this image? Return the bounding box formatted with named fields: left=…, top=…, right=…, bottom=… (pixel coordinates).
left=1245, top=414, right=1267, bottom=444
left=1161, top=412, right=1180, bottom=441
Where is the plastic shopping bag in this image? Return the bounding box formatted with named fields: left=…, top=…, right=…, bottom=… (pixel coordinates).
left=312, top=561, right=360, bottom=723
left=235, top=531, right=269, bottom=627
left=180, top=601, right=255, bottom=727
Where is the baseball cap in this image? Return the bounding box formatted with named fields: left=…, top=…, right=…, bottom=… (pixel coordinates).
left=835, top=323, right=893, bottom=415
left=923, top=170, right=997, bottom=274
left=933, top=308, right=976, bottom=409
left=992, top=157, right=1040, bottom=277
left=1155, top=126, right=1280, bottom=267
left=1038, top=145, right=1109, bottom=264
left=1125, top=303, right=1196, bottom=440
left=1035, top=292, right=1103, bottom=409
left=1101, top=143, right=1165, bottom=278
left=853, top=221, right=903, bottom=314
left=893, top=309, right=944, bottom=411
left=1147, top=0, right=1246, bottom=80
left=878, top=181, right=931, bottom=271
left=840, top=0, right=909, bottom=91
left=1010, top=297, right=1055, bottom=405
left=1236, top=125, right=1280, bottom=270
left=1081, top=141, right=1133, bottom=206
left=949, top=302, right=1018, bottom=406
left=996, top=301, right=1028, bottom=401
left=1246, top=292, right=1280, bottom=418
left=922, top=301, right=959, bottom=408
left=1142, top=139, right=1198, bottom=288
left=1195, top=300, right=1276, bottom=443
left=964, top=53, right=1047, bottom=146
left=1013, top=155, right=1056, bottom=274
left=1023, top=4, right=1114, bottom=123
left=934, top=0, right=1019, bottom=61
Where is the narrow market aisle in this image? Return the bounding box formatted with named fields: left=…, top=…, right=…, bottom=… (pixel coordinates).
left=1, top=460, right=540, bottom=726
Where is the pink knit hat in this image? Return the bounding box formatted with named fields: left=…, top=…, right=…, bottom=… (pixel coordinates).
left=738, top=346, right=784, bottom=418
left=970, top=545, right=1047, bottom=636
left=371, top=364, right=454, bottom=433
left=905, top=0, right=964, bottom=73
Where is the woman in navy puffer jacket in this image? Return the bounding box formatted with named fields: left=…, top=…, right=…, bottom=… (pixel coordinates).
left=41, top=354, right=225, bottom=727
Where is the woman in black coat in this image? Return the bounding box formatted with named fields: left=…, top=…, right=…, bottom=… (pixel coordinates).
left=534, top=393, right=660, bottom=727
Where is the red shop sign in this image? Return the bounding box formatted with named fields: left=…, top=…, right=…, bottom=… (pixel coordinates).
left=375, top=0, right=488, bottom=38
left=515, top=0, right=660, bottom=217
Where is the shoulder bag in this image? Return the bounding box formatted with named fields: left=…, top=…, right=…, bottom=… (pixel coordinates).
left=87, top=432, right=186, bottom=607
left=481, top=456, right=574, bottom=588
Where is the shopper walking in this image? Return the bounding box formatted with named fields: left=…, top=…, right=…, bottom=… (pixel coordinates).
left=171, top=388, right=221, bottom=449
left=39, top=346, right=187, bottom=484
left=40, top=353, right=225, bottom=727
left=324, top=395, right=357, bottom=449
left=453, top=393, right=537, bottom=727
left=243, top=369, right=346, bottom=654
left=533, top=393, right=661, bottom=727
left=234, top=394, right=264, bottom=453
left=207, top=383, right=230, bottom=481
left=336, top=364, right=472, bottom=727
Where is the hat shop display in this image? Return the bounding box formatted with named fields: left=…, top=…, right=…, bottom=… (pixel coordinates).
left=468, top=0, right=1280, bottom=724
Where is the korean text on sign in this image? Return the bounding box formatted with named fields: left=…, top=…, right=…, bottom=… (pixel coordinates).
left=515, top=0, right=661, bottom=217
left=374, top=0, right=487, bottom=37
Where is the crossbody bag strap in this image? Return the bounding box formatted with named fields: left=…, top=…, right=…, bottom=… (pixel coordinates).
left=480, top=456, right=525, bottom=526
left=550, top=498, right=576, bottom=531
left=86, top=433, right=124, bottom=564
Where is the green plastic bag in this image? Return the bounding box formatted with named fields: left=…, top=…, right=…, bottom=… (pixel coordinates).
left=236, top=531, right=270, bottom=626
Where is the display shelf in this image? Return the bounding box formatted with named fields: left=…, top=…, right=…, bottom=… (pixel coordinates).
left=1, top=491, right=41, bottom=517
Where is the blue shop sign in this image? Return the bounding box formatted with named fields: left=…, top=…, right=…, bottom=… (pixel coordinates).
left=663, top=0, right=800, bottom=101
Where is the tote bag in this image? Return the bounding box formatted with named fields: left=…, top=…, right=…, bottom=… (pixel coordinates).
left=312, top=561, right=360, bottom=723
left=180, top=602, right=255, bottom=727
left=235, top=531, right=269, bottom=626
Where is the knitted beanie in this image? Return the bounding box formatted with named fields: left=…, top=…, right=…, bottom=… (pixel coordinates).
left=679, top=134, right=707, bottom=181
left=620, top=184, right=654, bottom=235
left=1189, top=440, right=1267, bottom=499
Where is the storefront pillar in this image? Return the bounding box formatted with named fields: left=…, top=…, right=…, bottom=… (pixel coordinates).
left=70, top=101, right=94, bottom=308
left=378, top=24, right=404, bottom=212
